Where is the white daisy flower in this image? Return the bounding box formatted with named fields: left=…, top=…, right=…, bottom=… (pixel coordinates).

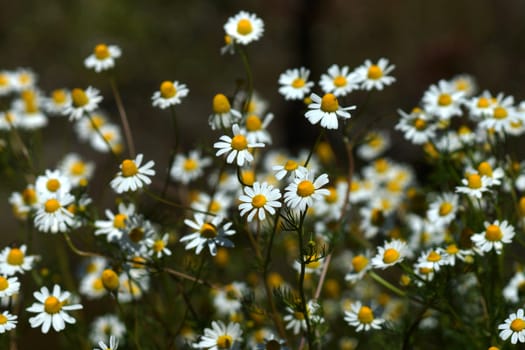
left=0, top=110, right=21, bottom=130
left=89, top=123, right=124, bottom=154
left=242, top=112, right=273, bottom=145
left=110, top=153, right=155, bottom=193
left=233, top=90, right=268, bottom=116
left=151, top=80, right=189, bottom=109
left=208, top=93, right=242, bottom=130
left=315, top=181, right=348, bottom=221
left=34, top=193, right=76, bottom=233
left=0, top=275, right=20, bottom=298
left=503, top=271, right=525, bottom=303
left=145, top=233, right=172, bottom=258
left=12, top=89, right=48, bottom=130
left=470, top=161, right=505, bottom=187
left=238, top=181, right=282, bottom=222
left=0, top=71, right=14, bottom=96
left=422, top=79, right=465, bottom=120
left=283, top=300, right=323, bottom=335
left=478, top=93, right=523, bottom=135
left=415, top=248, right=448, bottom=273
left=354, top=58, right=396, bottom=90
left=278, top=67, right=314, bottom=100
left=499, top=309, right=525, bottom=344
left=319, top=64, right=360, bottom=96
left=395, top=107, right=437, bottom=145
left=450, top=74, right=477, bottom=97
left=356, top=130, right=391, bottom=160
left=117, top=272, right=149, bottom=303
left=193, top=320, right=243, bottom=350
left=35, top=169, right=72, bottom=198
left=220, top=34, right=235, bottom=55
left=0, top=245, right=36, bottom=276
left=467, top=91, right=495, bottom=120
left=79, top=274, right=106, bottom=300
left=426, top=192, right=459, bottom=227
left=214, top=124, right=264, bottom=167
left=272, top=159, right=305, bottom=181
left=213, top=282, right=247, bottom=316
left=255, top=335, right=289, bottom=350
left=224, top=11, right=264, bottom=45
left=74, top=111, right=108, bottom=141
left=62, top=87, right=103, bottom=121
left=58, top=153, right=95, bottom=187
left=26, top=284, right=83, bottom=333
left=117, top=214, right=156, bottom=255
left=0, top=311, right=17, bottom=333
left=84, top=44, right=122, bottom=73
left=441, top=243, right=473, bottom=266
left=94, top=203, right=135, bottom=241
left=8, top=185, right=39, bottom=220
left=180, top=214, right=236, bottom=256
left=191, top=191, right=233, bottom=217
left=471, top=220, right=515, bottom=255
left=44, top=88, right=71, bottom=115
left=455, top=173, right=491, bottom=198
left=11, top=68, right=37, bottom=91
left=89, top=314, right=126, bottom=346
left=169, top=150, right=212, bottom=184
left=94, top=335, right=119, bottom=350
left=344, top=301, right=384, bottom=332
left=283, top=167, right=330, bottom=212
left=304, top=93, right=356, bottom=129
left=345, top=252, right=371, bottom=283
left=371, top=239, right=408, bottom=269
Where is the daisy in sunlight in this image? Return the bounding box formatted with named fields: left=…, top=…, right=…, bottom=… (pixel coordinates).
left=110, top=154, right=155, bottom=193
left=84, top=43, right=122, bottom=73
left=224, top=11, right=264, bottom=45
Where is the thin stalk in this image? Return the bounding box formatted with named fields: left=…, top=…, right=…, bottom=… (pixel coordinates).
left=297, top=210, right=314, bottom=350
left=144, top=189, right=216, bottom=216
left=109, top=76, right=135, bottom=157
left=160, top=106, right=179, bottom=198
left=369, top=271, right=406, bottom=297
left=237, top=47, right=253, bottom=114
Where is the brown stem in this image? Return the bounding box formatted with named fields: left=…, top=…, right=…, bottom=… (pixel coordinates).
left=109, top=77, right=135, bottom=157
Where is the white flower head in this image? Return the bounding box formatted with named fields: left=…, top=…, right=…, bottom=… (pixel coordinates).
left=0, top=245, right=36, bottom=276
left=278, top=67, right=314, bottom=101
left=44, top=88, right=71, bottom=115
left=319, top=64, right=360, bottom=97
left=34, top=193, right=76, bottom=233
left=209, top=93, right=242, bottom=130
left=224, top=11, right=264, bottom=45
left=110, top=154, right=155, bottom=193
left=26, top=284, right=83, bottom=333
left=170, top=150, right=212, bottom=184
left=283, top=167, right=330, bottom=212
left=455, top=172, right=491, bottom=199
left=35, top=169, right=72, bottom=197
left=63, top=87, right=103, bottom=121
left=0, top=275, right=20, bottom=298
left=214, top=124, right=264, bottom=167
left=94, top=335, right=119, bottom=350
left=84, top=44, right=122, bottom=73
left=499, top=308, right=525, bottom=344
left=151, top=80, right=189, bottom=109
left=238, top=181, right=282, bottom=222
left=193, top=321, right=243, bottom=350
left=304, top=93, right=356, bottom=129
left=471, top=220, right=515, bottom=255
left=422, top=79, right=465, bottom=120
left=181, top=214, right=236, bottom=256
left=395, top=107, right=437, bottom=145
left=0, top=311, right=17, bottom=333
left=354, top=58, right=396, bottom=90
left=344, top=301, right=384, bottom=332
left=371, top=239, right=408, bottom=269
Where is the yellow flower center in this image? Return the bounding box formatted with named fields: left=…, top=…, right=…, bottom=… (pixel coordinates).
left=69, top=161, right=86, bottom=176
left=44, top=199, right=61, bottom=213
left=46, top=178, right=61, bottom=192
left=251, top=194, right=267, bottom=208
left=511, top=318, right=525, bottom=332
left=297, top=180, right=315, bottom=197
left=284, top=160, right=298, bottom=171
left=0, top=74, right=8, bottom=86
left=153, top=239, right=165, bottom=252
left=477, top=162, right=493, bottom=177
left=129, top=227, right=144, bottom=243
left=213, top=94, right=231, bottom=114
left=160, top=81, right=176, bottom=98
left=438, top=93, right=452, bottom=106
left=92, top=278, right=104, bottom=291
left=200, top=223, right=217, bottom=238
left=427, top=251, right=441, bottom=262
left=210, top=200, right=221, bottom=213
left=493, top=106, right=508, bottom=119
left=352, top=255, right=369, bottom=273
left=22, top=188, right=37, bottom=205
left=0, top=277, right=8, bottom=291
left=485, top=224, right=502, bottom=242
left=90, top=115, right=105, bottom=129
left=467, top=174, right=482, bottom=189
left=237, top=18, right=253, bottom=35
left=357, top=306, right=374, bottom=324
left=333, top=75, right=347, bottom=87
left=320, top=93, right=339, bottom=113
left=52, top=89, right=67, bottom=104
left=183, top=158, right=198, bottom=171
left=7, top=248, right=24, bottom=266
left=292, top=78, right=305, bottom=88
left=121, top=159, right=138, bottom=177
left=371, top=208, right=384, bottom=226
left=477, top=97, right=490, bottom=108
left=113, top=213, right=127, bottom=229
left=231, top=135, right=248, bottom=150
left=245, top=115, right=262, bottom=131
left=324, top=187, right=338, bottom=204
left=241, top=170, right=255, bottom=186
left=383, top=248, right=400, bottom=264
left=294, top=311, right=305, bottom=320
left=94, top=44, right=110, bottom=60
left=374, top=158, right=389, bottom=173
left=0, top=314, right=7, bottom=325
left=367, top=65, right=383, bottom=80
left=455, top=79, right=468, bottom=91
left=446, top=244, right=459, bottom=255
left=439, top=202, right=453, bottom=216
left=368, top=134, right=382, bottom=148
left=44, top=296, right=62, bottom=314
left=101, top=269, right=120, bottom=290
left=72, top=88, right=89, bottom=107
left=18, top=73, right=31, bottom=85
left=216, top=334, right=233, bottom=349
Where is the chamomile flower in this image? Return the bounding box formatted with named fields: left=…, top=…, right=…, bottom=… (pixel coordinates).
left=0, top=245, right=36, bottom=276
left=315, top=181, right=348, bottom=221
left=58, top=153, right=95, bottom=187
left=9, top=185, right=39, bottom=220
left=345, top=252, right=371, bottom=283
left=455, top=173, right=491, bottom=198
left=467, top=91, right=495, bottom=119
left=284, top=167, right=330, bottom=212
left=278, top=67, right=314, bottom=100
left=354, top=58, right=396, bottom=90
left=151, top=80, right=189, bottom=109
left=74, top=111, right=108, bottom=141
left=26, top=284, right=83, bottom=333
left=193, top=320, right=243, bottom=350
left=415, top=249, right=448, bottom=273
left=117, top=214, right=156, bottom=255
left=426, top=192, right=459, bottom=227
left=89, top=314, right=126, bottom=346
left=479, top=94, right=523, bottom=134
left=255, top=335, right=289, bottom=350
left=441, top=243, right=473, bottom=266
left=283, top=300, right=323, bottom=335
left=209, top=93, right=242, bottom=130
left=499, top=309, right=525, bottom=344
left=181, top=214, right=236, bottom=256
left=35, top=169, right=72, bottom=197
left=34, top=193, right=76, bottom=233
left=319, top=64, right=360, bottom=97
left=170, top=150, right=212, bottom=184
left=371, top=239, right=408, bottom=269
left=0, top=311, right=17, bottom=333
left=242, top=113, right=273, bottom=145
left=304, top=93, right=356, bottom=129
left=110, top=153, right=155, bottom=193
left=44, top=88, right=71, bottom=115
left=79, top=274, right=106, bottom=300
left=357, top=130, right=391, bottom=160
left=94, top=335, right=119, bottom=350
left=13, top=89, right=48, bottom=130
left=89, top=123, right=124, bottom=154
left=12, top=68, right=36, bottom=91
left=0, top=110, right=21, bottom=130
left=471, top=161, right=505, bottom=187
left=344, top=301, right=384, bottom=332
left=146, top=233, right=172, bottom=258
left=272, top=160, right=304, bottom=181
left=503, top=271, right=525, bottom=303
left=63, top=87, right=103, bottom=121
left=471, top=220, right=515, bottom=255
left=191, top=191, right=233, bottom=217
left=214, top=124, right=264, bottom=167
left=450, top=74, right=477, bottom=97
left=395, top=108, right=437, bottom=145
left=0, top=71, right=14, bottom=96
left=224, top=11, right=264, bottom=45
left=213, top=282, right=247, bottom=316
left=0, top=275, right=20, bottom=298
left=422, top=79, right=465, bottom=120
left=84, top=44, right=122, bottom=73
left=94, top=203, right=136, bottom=241
left=234, top=90, right=268, bottom=116
left=238, top=181, right=282, bottom=222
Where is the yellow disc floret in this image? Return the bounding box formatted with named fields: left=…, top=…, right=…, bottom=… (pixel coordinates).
left=251, top=194, right=267, bottom=208
left=160, top=81, right=176, bottom=98
left=511, top=318, right=525, bottom=332
left=213, top=94, right=231, bottom=114
left=292, top=78, right=305, bottom=88
left=357, top=306, right=374, bottom=324
left=231, top=134, right=248, bottom=151
left=237, top=18, right=253, bottom=35
left=7, top=248, right=24, bottom=265
left=439, top=202, right=453, bottom=216
left=493, top=106, right=508, bottom=119
left=113, top=213, right=127, bottom=229
left=383, top=248, right=400, bottom=264
left=367, top=65, right=383, bottom=80
left=284, top=160, right=298, bottom=171
left=94, top=44, right=110, bottom=60
left=477, top=97, right=490, bottom=108
left=44, top=296, right=62, bottom=314
left=183, top=158, right=198, bottom=171
left=0, top=277, right=8, bottom=291
left=72, top=88, right=89, bottom=107
left=438, top=93, right=452, bottom=106
left=477, top=162, right=493, bottom=177
left=485, top=224, right=502, bottom=242
left=297, top=180, right=315, bottom=197
left=467, top=174, right=482, bottom=189
left=245, top=115, right=262, bottom=131
left=46, top=179, right=61, bottom=192
left=216, top=334, right=233, bottom=349
left=352, top=255, right=369, bottom=273
left=427, top=251, right=441, bottom=262
left=320, top=93, right=339, bottom=113
left=101, top=269, right=120, bottom=291
left=121, top=159, right=138, bottom=177
left=52, top=89, right=67, bottom=104
left=44, top=198, right=61, bottom=213
left=200, top=223, right=217, bottom=238
left=333, top=75, right=347, bottom=87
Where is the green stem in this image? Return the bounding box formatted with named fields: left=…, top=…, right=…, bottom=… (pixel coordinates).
left=296, top=209, right=314, bottom=350
left=237, top=47, right=253, bottom=114
left=369, top=271, right=406, bottom=297
left=161, top=106, right=179, bottom=199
